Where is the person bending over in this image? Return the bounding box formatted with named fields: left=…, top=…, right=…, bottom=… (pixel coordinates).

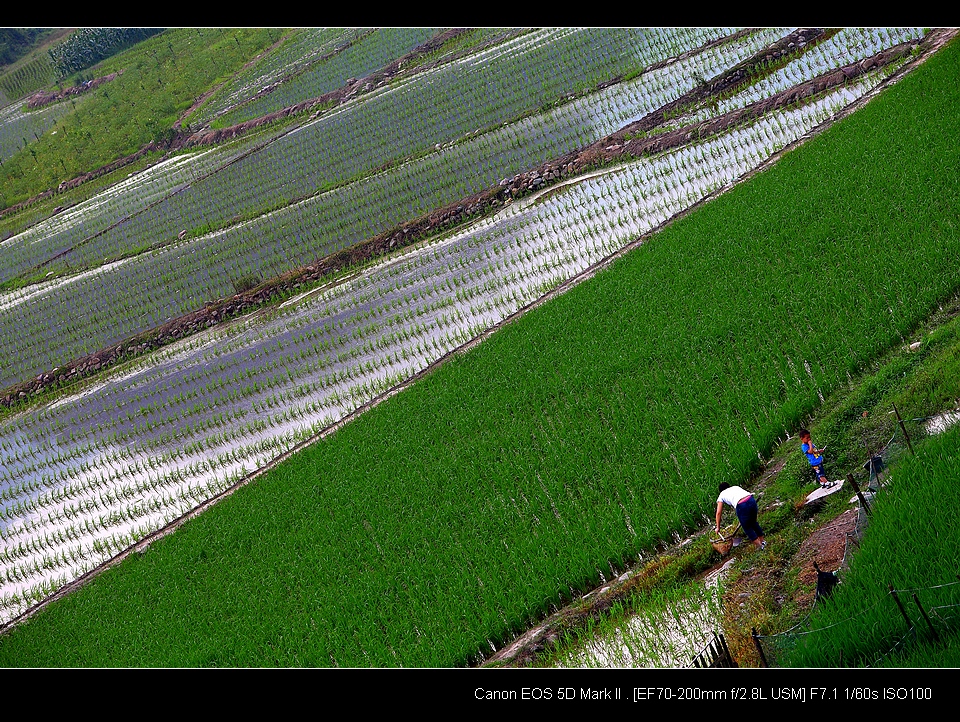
left=716, top=482, right=766, bottom=550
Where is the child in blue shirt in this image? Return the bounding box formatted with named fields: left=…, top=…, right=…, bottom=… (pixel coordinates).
left=799, top=428, right=836, bottom=488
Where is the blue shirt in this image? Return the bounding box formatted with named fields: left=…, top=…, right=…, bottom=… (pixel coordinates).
left=802, top=441, right=823, bottom=466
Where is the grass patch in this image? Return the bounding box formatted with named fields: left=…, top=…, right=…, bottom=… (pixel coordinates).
left=0, top=29, right=285, bottom=209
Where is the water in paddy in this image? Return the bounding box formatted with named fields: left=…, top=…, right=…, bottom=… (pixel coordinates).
left=0, top=67, right=903, bottom=623
left=0, top=28, right=783, bottom=389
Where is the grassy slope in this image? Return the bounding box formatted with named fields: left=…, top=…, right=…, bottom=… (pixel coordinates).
left=0, top=29, right=284, bottom=209
left=775, top=421, right=960, bottom=667
left=0, top=29, right=71, bottom=103
left=0, top=38, right=958, bottom=667
left=715, top=291, right=960, bottom=667
left=524, top=299, right=960, bottom=668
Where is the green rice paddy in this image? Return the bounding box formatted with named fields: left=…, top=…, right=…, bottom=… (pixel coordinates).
left=0, top=32, right=957, bottom=668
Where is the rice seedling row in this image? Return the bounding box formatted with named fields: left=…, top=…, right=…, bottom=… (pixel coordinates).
left=0, top=57, right=884, bottom=394
left=0, top=141, right=253, bottom=286
left=1, top=27, right=731, bottom=290
left=0, top=27, right=857, bottom=389
left=0, top=75, right=901, bottom=624
left=0, top=101, right=73, bottom=166
left=556, top=583, right=724, bottom=668
left=0, top=29, right=292, bottom=236
left=187, top=28, right=359, bottom=127
left=0, top=51, right=58, bottom=107
left=672, top=27, right=925, bottom=127
left=208, top=28, right=442, bottom=128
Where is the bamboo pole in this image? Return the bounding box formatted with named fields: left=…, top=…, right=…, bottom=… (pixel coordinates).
left=847, top=473, right=871, bottom=515
left=719, top=632, right=737, bottom=668
left=912, top=593, right=940, bottom=642
left=892, top=403, right=915, bottom=456
left=889, top=584, right=913, bottom=631
left=751, top=627, right=768, bottom=668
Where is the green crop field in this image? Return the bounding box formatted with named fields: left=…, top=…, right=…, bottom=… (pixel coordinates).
left=0, top=29, right=957, bottom=672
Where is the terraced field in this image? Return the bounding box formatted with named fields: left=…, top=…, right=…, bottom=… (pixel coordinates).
left=0, top=27, right=953, bottom=666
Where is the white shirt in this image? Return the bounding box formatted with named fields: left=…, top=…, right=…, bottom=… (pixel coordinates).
left=717, top=485, right=752, bottom=508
